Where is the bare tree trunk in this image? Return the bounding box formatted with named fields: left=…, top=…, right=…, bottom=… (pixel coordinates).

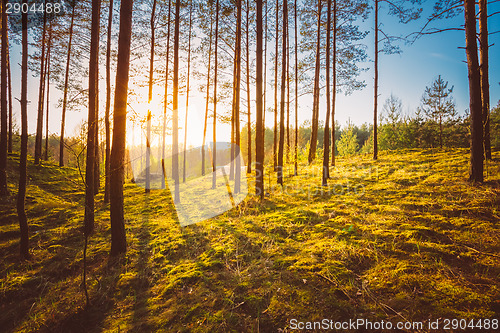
left=162, top=0, right=171, bottom=189
left=60, top=3, right=76, bottom=167
left=294, top=0, right=298, bottom=176
left=308, top=0, right=321, bottom=164
left=34, top=10, right=47, bottom=165
left=17, top=0, right=29, bottom=259
left=94, top=12, right=101, bottom=196
left=212, top=0, right=219, bottom=190
left=146, top=0, right=157, bottom=193
left=373, top=0, right=378, bottom=160
left=277, top=0, right=287, bottom=186
left=246, top=0, right=251, bottom=174
left=183, top=4, right=193, bottom=184
left=322, top=0, right=331, bottom=187
left=263, top=0, right=267, bottom=128
left=202, top=7, right=213, bottom=176
left=110, top=0, right=133, bottom=256
left=464, top=0, right=483, bottom=182
left=172, top=0, right=180, bottom=202
left=7, top=39, right=12, bottom=154
left=256, top=0, right=264, bottom=199
left=273, top=0, right=279, bottom=172
left=331, top=0, right=336, bottom=167
left=286, top=22, right=290, bottom=165
left=44, top=34, right=51, bottom=162
left=234, top=0, right=242, bottom=194
left=0, top=0, right=9, bottom=195
left=104, top=0, right=113, bottom=200
left=479, top=0, right=491, bottom=160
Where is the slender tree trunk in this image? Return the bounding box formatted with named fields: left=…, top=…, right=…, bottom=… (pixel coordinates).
left=84, top=0, right=101, bottom=236
left=294, top=0, right=298, bottom=176
left=172, top=0, right=180, bottom=202
left=234, top=0, right=242, bottom=193
left=322, top=0, right=331, bottom=187
left=60, top=3, right=76, bottom=167
left=44, top=37, right=51, bottom=162
left=183, top=5, right=192, bottom=184
left=110, top=0, right=133, bottom=256
left=273, top=0, right=279, bottom=172
left=7, top=40, right=12, bottom=154
left=464, top=0, right=483, bottom=182
left=104, top=0, right=113, bottom=200
left=308, top=0, right=321, bottom=164
left=162, top=0, right=171, bottom=189
left=17, top=0, right=29, bottom=259
left=373, top=0, right=378, bottom=160
left=146, top=0, right=157, bottom=193
left=202, top=8, right=213, bottom=176
left=263, top=0, right=267, bottom=128
left=256, top=0, right=264, bottom=199
left=35, top=10, right=47, bottom=165
left=286, top=22, right=290, bottom=165
left=246, top=0, right=251, bottom=174
left=277, top=0, right=287, bottom=186
left=331, top=0, right=336, bottom=167
left=479, top=0, right=491, bottom=160
left=0, top=0, right=8, bottom=195
left=212, top=0, right=219, bottom=189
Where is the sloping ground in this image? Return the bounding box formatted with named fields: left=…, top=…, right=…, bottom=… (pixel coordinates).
left=0, top=149, right=499, bottom=332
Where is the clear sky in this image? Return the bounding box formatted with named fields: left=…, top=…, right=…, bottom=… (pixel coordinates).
left=8, top=1, right=500, bottom=148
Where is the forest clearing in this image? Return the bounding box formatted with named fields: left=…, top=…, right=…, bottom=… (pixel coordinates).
left=1, top=149, right=499, bottom=332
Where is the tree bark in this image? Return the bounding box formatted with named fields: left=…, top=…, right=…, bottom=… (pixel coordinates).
left=373, top=0, right=379, bottom=160
left=212, top=0, right=219, bottom=190
left=17, top=0, right=29, bottom=259
left=294, top=0, right=298, bottom=176
left=7, top=38, right=12, bottom=154
left=255, top=0, right=264, bottom=199
left=246, top=0, right=252, bottom=174
left=331, top=0, right=336, bottom=167
left=44, top=34, right=51, bottom=162
left=479, top=0, right=491, bottom=160
left=0, top=0, right=9, bottom=195
left=233, top=0, right=242, bottom=193
left=464, top=0, right=483, bottom=182
left=277, top=0, right=287, bottom=186
left=202, top=7, right=212, bottom=177
left=273, top=0, right=279, bottom=171
left=162, top=0, right=171, bottom=189
left=60, top=3, right=76, bottom=167
left=322, top=0, right=331, bottom=187
left=110, top=0, right=134, bottom=256
left=146, top=0, right=157, bottom=193
left=172, top=0, right=180, bottom=202
left=34, top=10, right=47, bottom=165
left=183, top=4, right=192, bottom=184
left=104, top=0, right=113, bottom=200
left=308, top=0, right=321, bottom=164
left=84, top=0, right=101, bottom=236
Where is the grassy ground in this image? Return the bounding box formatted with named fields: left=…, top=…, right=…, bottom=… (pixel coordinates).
left=0, top=148, right=499, bottom=332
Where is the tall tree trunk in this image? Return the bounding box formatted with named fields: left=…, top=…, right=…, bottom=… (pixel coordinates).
left=44, top=35, right=51, bottom=162
left=110, top=0, right=133, bottom=256
left=212, top=0, right=219, bottom=190
left=17, top=0, right=29, bottom=259
left=60, top=3, right=76, bottom=167
left=286, top=23, right=290, bottom=165
left=183, top=4, right=192, bottom=184
left=172, top=0, right=180, bottom=202
left=146, top=0, right=157, bottom=193
left=322, top=0, right=331, bottom=187
left=84, top=0, right=101, bottom=236
left=246, top=0, right=251, bottom=174
left=373, top=0, right=379, bottom=160
left=263, top=0, right=267, bottom=128
left=234, top=0, right=242, bottom=194
left=277, top=0, right=287, bottom=186
left=273, top=0, right=279, bottom=172
left=104, top=0, right=113, bottom=200
left=7, top=40, right=12, bottom=154
left=35, top=10, right=47, bottom=165
left=331, top=0, right=336, bottom=167
left=202, top=7, right=213, bottom=176
left=162, top=0, right=171, bottom=189
left=308, top=0, right=321, bottom=164
left=255, top=0, right=264, bottom=199
left=294, top=0, right=298, bottom=176
left=0, top=0, right=8, bottom=196
left=464, top=0, right=483, bottom=182
left=479, top=0, right=491, bottom=160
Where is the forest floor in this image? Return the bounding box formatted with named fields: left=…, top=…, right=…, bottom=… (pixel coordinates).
left=0, top=148, right=499, bottom=332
